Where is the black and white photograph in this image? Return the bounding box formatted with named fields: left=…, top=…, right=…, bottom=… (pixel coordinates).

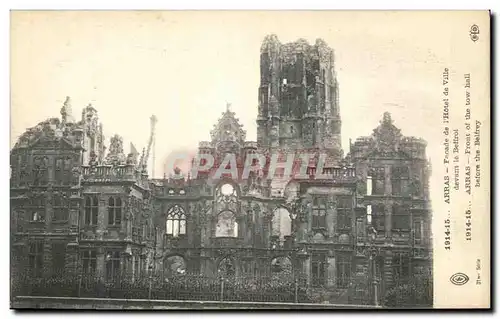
left=9, top=10, right=490, bottom=310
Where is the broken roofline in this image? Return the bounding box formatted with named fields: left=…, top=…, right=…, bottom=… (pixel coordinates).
left=165, top=152, right=354, bottom=182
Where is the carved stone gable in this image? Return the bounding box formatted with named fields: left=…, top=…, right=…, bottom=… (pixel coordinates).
left=210, top=106, right=247, bottom=151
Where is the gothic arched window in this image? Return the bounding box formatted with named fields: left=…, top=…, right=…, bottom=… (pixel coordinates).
left=84, top=195, right=98, bottom=226
left=166, top=205, right=186, bottom=237
left=216, top=210, right=238, bottom=237
left=216, top=183, right=237, bottom=203
left=108, top=197, right=122, bottom=226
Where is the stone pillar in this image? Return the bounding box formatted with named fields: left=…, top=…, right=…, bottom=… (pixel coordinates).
left=327, top=199, right=336, bottom=237
left=385, top=202, right=392, bottom=239
left=46, top=189, right=53, bottom=230
left=384, top=164, right=391, bottom=195
left=98, top=196, right=107, bottom=238
left=121, top=251, right=133, bottom=281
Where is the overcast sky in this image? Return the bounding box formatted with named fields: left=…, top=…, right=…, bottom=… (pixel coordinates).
left=11, top=11, right=488, bottom=179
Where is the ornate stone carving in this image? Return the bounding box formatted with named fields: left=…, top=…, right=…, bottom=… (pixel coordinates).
left=104, top=134, right=126, bottom=165
left=371, top=112, right=404, bottom=157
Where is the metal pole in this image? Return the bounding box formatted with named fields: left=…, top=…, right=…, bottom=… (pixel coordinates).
left=294, top=278, right=298, bottom=303
left=148, top=267, right=153, bottom=300
left=372, top=254, right=379, bottom=307
left=78, top=273, right=82, bottom=297
left=220, top=277, right=224, bottom=302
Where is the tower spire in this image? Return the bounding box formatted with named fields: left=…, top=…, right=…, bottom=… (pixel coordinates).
left=226, top=102, right=232, bottom=112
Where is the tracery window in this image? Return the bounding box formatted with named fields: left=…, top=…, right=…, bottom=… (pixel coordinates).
left=216, top=183, right=238, bottom=203
left=166, top=205, right=186, bottom=237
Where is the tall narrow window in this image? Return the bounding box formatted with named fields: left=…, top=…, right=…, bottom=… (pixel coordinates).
left=166, top=205, right=186, bottom=237
left=336, top=255, right=351, bottom=288
left=108, top=197, right=122, bottom=226
left=52, top=242, right=66, bottom=275
left=54, top=158, right=64, bottom=185
left=28, top=241, right=44, bottom=276
left=337, top=196, right=352, bottom=230
left=134, top=255, right=141, bottom=279
left=311, top=252, right=327, bottom=287
left=391, top=167, right=409, bottom=196
left=84, top=195, right=98, bottom=226
left=414, top=220, right=423, bottom=245
left=367, top=205, right=372, bottom=224
left=366, top=176, right=373, bottom=195
left=312, top=197, right=327, bottom=231
left=372, top=205, right=385, bottom=232
left=106, top=251, right=121, bottom=280
left=81, top=250, right=97, bottom=274
left=369, top=167, right=385, bottom=195
left=63, top=157, right=72, bottom=185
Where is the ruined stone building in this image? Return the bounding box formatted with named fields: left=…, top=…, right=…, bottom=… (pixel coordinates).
left=10, top=35, right=432, bottom=305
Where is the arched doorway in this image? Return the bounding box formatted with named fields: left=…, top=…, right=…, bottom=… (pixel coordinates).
left=164, top=255, right=186, bottom=278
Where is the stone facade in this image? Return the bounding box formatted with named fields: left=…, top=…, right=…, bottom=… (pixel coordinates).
left=10, top=36, right=432, bottom=306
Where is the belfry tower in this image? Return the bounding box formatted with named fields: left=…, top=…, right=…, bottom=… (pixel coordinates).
left=256, top=35, right=342, bottom=158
